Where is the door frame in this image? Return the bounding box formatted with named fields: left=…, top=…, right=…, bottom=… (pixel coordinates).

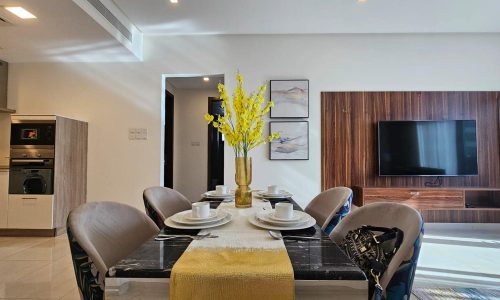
left=160, top=73, right=226, bottom=188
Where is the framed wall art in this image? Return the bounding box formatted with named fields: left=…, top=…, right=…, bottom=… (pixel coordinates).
left=270, top=79, right=309, bottom=118
left=269, top=121, right=309, bottom=160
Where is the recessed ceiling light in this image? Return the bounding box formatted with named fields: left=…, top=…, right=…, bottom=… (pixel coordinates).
left=5, top=7, right=37, bottom=19
left=170, top=0, right=178, bottom=3
left=203, top=77, right=210, bottom=82
left=357, top=0, right=367, bottom=2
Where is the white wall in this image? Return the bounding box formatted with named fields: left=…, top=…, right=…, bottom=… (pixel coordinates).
left=6, top=62, right=162, bottom=208
left=5, top=34, right=500, bottom=210
left=171, top=87, right=219, bottom=202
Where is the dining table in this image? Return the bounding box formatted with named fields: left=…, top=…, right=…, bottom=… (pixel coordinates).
left=105, top=197, right=367, bottom=299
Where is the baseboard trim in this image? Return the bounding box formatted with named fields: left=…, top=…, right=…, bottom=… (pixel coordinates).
left=0, top=228, right=57, bottom=237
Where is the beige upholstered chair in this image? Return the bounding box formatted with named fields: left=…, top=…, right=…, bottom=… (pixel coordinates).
left=330, top=202, right=424, bottom=299
left=67, top=202, right=159, bottom=299
left=305, top=187, right=353, bottom=234
left=143, top=186, right=192, bottom=228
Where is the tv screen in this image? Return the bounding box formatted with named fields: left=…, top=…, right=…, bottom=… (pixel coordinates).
left=378, top=120, right=478, bottom=176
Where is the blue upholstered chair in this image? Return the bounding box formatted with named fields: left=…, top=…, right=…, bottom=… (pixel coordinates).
left=67, top=202, right=159, bottom=299
left=305, top=187, right=353, bottom=235
left=330, top=202, right=424, bottom=300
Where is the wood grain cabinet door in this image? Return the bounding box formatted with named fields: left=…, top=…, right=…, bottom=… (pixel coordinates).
left=363, top=189, right=464, bottom=209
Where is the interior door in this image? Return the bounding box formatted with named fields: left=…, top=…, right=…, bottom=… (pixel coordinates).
left=164, top=90, right=174, bottom=188
left=207, top=97, right=224, bottom=191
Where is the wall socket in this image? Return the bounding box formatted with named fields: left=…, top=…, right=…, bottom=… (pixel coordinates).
left=128, top=128, right=148, bottom=140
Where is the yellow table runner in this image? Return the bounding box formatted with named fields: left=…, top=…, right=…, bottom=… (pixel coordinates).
left=170, top=199, right=295, bottom=300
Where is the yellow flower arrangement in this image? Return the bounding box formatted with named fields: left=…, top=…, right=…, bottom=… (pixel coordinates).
left=204, top=72, right=280, bottom=158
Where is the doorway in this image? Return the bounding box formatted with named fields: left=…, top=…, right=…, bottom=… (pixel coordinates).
left=207, top=97, right=224, bottom=191
left=164, top=90, right=174, bottom=188
left=163, top=75, right=224, bottom=200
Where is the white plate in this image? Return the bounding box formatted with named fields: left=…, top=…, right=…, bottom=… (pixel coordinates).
left=256, top=190, right=293, bottom=198
left=171, top=210, right=227, bottom=225
left=248, top=213, right=316, bottom=231
left=181, top=210, right=218, bottom=221
left=165, top=212, right=233, bottom=229
left=267, top=210, right=302, bottom=222
left=255, top=210, right=310, bottom=227
left=202, top=191, right=235, bottom=199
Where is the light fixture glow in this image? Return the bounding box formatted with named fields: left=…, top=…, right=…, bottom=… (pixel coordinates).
left=203, top=77, right=210, bottom=82
left=5, top=7, right=37, bottom=19
left=170, top=0, right=178, bottom=3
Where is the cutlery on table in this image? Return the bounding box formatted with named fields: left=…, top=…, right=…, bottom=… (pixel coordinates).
left=204, top=199, right=234, bottom=203
left=155, top=233, right=218, bottom=241
left=268, top=230, right=320, bottom=241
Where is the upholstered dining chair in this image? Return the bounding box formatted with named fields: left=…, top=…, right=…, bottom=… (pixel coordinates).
left=305, top=187, right=353, bottom=234
left=143, top=186, right=192, bottom=229
left=330, top=202, right=424, bottom=300
left=67, top=202, right=159, bottom=300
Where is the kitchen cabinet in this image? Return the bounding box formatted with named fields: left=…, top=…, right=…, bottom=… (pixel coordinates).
left=0, top=115, right=87, bottom=236
left=0, top=170, right=8, bottom=228
left=7, top=195, right=53, bottom=229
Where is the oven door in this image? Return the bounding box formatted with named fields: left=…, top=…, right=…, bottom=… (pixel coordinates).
left=9, top=164, right=54, bottom=195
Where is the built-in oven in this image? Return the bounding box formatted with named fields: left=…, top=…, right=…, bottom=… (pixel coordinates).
left=9, top=159, right=54, bottom=195
left=9, top=119, right=55, bottom=195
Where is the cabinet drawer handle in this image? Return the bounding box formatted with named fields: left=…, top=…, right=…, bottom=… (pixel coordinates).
left=22, top=198, right=37, bottom=205
left=409, top=191, right=419, bottom=196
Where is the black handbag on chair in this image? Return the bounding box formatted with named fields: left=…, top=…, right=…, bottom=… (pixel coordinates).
left=340, top=225, right=404, bottom=300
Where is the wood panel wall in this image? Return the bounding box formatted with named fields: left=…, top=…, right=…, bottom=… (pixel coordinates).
left=321, top=92, right=500, bottom=190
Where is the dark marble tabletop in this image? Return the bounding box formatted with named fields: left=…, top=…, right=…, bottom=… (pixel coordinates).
left=109, top=199, right=366, bottom=281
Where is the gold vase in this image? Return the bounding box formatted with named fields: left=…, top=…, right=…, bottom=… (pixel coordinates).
left=235, top=157, right=252, bottom=208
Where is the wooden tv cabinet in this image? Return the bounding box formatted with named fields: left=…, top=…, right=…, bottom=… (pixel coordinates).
left=353, top=186, right=500, bottom=223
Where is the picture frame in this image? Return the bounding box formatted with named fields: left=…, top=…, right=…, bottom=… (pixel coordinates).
left=270, top=79, right=309, bottom=118
left=269, top=121, right=309, bottom=160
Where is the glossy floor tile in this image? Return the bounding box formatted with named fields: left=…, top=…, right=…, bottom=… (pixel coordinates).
left=0, top=224, right=498, bottom=299
left=414, top=223, right=500, bottom=291
left=0, top=235, right=77, bottom=299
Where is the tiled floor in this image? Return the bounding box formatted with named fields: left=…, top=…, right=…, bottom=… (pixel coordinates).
left=413, top=223, right=500, bottom=291
left=0, top=235, right=79, bottom=299
left=0, top=223, right=498, bottom=299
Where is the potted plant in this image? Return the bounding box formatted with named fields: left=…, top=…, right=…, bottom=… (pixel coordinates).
left=205, top=72, right=279, bottom=208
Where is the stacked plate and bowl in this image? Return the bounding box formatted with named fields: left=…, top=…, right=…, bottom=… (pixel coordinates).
left=249, top=202, right=316, bottom=231
left=165, top=202, right=233, bottom=229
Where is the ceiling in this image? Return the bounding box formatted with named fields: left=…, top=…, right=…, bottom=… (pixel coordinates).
left=113, top=0, right=500, bottom=35
left=167, top=75, right=224, bottom=90
left=0, top=0, right=136, bottom=62
left=1, top=0, right=500, bottom=63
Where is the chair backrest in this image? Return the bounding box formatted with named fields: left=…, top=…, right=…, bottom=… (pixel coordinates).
left=330, top=202, right=424, bottom=298
left=143, top=186, right=192, bottom=228
left=305, top=187, right=353, bottom=232
left=67, top=202, right=159, bottom=277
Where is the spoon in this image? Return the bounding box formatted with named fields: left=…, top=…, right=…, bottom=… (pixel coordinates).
left=268, top=230, right=320, bottom=241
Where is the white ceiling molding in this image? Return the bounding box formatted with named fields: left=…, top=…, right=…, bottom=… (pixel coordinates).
left=72, top=0, right=143, bottom=60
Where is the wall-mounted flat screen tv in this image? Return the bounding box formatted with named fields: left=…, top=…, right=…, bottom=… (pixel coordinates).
left=378, top=120, right=478, bottom=176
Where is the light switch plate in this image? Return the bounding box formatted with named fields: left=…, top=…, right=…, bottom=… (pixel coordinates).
left=128, top=128, right=148, bottom=140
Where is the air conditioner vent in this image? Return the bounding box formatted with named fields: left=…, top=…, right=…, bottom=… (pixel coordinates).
left=0, top=16, right=12, bottom=26
left=86, top=0, right=132, bottom=41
